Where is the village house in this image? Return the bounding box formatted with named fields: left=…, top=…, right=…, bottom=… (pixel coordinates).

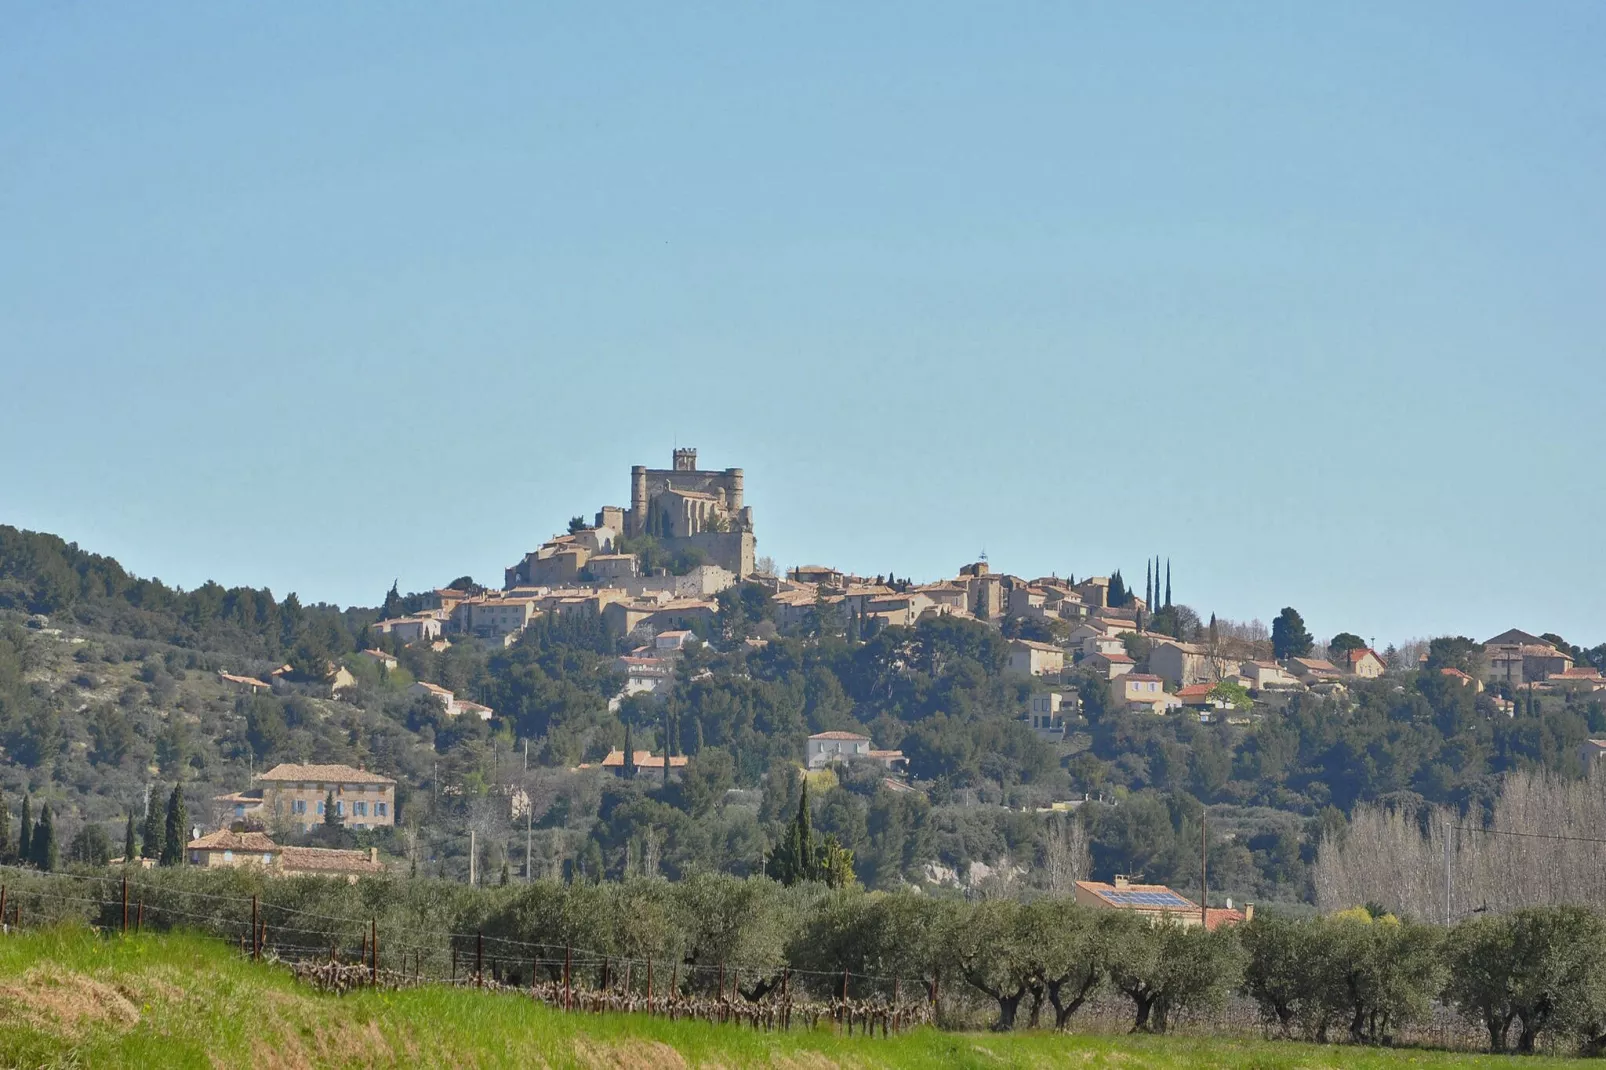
left=357, top=648, right=398, bottom=671
left=1286, top=657, right=1344, bottom=683
left=1007, top=638, right=1066, bottom=677
left=1084, top=650, right=1136, bottom=680
left=1074, top=876, right=1249, bottom=930
left=806, top=730, right=871, bottom=768
left=610, top=654, right=675, bottom=708
left=1537, top=666, right=1606, bottom=693
left=578, top=749, right=690, bottom=778
left=185, top=830, right=385, bottom=881
left=1240, top=660, right=1301, bottom=690
left=1483, top=629, right=1575, bottom=685
left=407, top=680, right=494, bottom=720
left=804, top=731, right=910, bottom=773
left=1176, top=683, right=1235, bottom=712
left=1111, top=673, right=1183, bottom=714
left=1148, top=640, right=1217, bottom=687
left=654, top=630, right=698, bottom=653
left=1440, top=667, right=1485, bottom=691
left=218, top=671, right=272, bottom=695
left=254, top=763, right=398, bottom=832
left=789, top=565, right=844, bottom=586
left=1340, top=647, right=1386, bottom=678
left=1079, top=633, right=1129, bottom=659
left=450, top=595, right=540, bottom=641
left=1023, top=691, right=1075, bottom=741
left=370, top=615, right=443, bottom=645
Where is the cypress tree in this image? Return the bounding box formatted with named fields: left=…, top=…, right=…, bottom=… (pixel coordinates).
left=1165, top=559, right=1173, bottom=608
left=19, top=795, right=32, bottom=865
left=623, top=723, right=637, bottom=777
left=124, top=813, right=137, bottom=864
left=661, top=707, right=672, bottom=786
left=33, top=804, right=57, bottom=872
left=1144, top=560, right=1153, bottom=609
left=323, top=790, right=340, bottom=830
left=0, top=785, right=10, bottom=862
left=141, top=786, right=163, bottom=861
left=160, top=785, right=186, bottom=867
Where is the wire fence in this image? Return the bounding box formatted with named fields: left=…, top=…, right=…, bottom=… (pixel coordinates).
left=0, top=867, right=933, bottom=1036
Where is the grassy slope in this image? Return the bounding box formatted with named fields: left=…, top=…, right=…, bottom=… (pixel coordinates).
left=0, top=928, right=1593, bottom=1070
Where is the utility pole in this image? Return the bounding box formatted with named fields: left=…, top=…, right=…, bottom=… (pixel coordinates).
left=524, top=737, right=533, bottom=882
left=1444, top=819, right=1452, bottom=924
left=1200, top=811, right=1208, bottom=929
left=469, top=828, right=477, bottom=887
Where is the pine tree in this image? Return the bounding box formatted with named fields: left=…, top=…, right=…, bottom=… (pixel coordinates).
left=623, top=723, right=637, bottom=777
left=33, top=804, right=57, bottom=872
left=0, top=785, right=10, bottom=863
left=160, top=785, right=186, bottom=867
left=141, top=786, right=163, bottom=860
left=1165, top=559, right=1172, bottom=608
left=124, top=813, right=136, bottom=864
left=19, top=795, right=32, bottom=865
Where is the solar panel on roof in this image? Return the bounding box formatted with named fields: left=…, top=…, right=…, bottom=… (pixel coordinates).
left=1102, top=890, right=1194, bottom=908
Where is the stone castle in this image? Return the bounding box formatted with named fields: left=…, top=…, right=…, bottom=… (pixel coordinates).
left=507, top=449, right=757, bottom=586
left=602, top=448, right=756, bottom=577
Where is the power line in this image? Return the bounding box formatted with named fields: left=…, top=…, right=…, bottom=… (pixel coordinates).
left=1450, top=825, right=1606, bottom=847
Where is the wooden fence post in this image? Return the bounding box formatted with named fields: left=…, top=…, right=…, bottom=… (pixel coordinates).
left=121, top=874, right=128, bottom=934
left=251, top=896, right=259, bottom=961
left=370, top=919, right=378, bottom=985
left=564, top=945, right=572, bottom=1010
left=135, top=899, right=143, bottom=933
left=476, top=931, right=484, bottom=989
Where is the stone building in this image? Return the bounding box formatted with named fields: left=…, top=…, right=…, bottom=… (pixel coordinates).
left=616, top=448, right=757, bottom=577
left=256, top=763, right=398, bottom=832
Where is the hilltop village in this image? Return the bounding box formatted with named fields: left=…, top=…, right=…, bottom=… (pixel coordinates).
left=364, top=448, right=1599, bottom=736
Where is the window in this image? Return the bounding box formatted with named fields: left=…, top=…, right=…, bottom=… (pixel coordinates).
left=223, top=850, right=234, bottom=862
left=355, top=802, right=367, bottom=816
left=293, top=800, right=307, bottom=815
left=189, top=851, right=199, bottom=864
left=316, top=800, right=325, bottom=815
left=377, top=802, right=387, bottom=817
left=336, top=801, right=345, bottom=816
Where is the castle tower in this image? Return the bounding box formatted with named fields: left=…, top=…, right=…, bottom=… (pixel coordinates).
left=673, top=447, right=698, bottom=472
left=725, top=467, right=744, bottom=512
left=629, top=465, right=648, bottom=536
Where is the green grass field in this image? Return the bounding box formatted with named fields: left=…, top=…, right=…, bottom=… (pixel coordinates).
left=0, top=926, right=1594, bottom=1069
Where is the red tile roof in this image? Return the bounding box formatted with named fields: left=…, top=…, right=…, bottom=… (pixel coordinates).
left=258, top=763, right=396, bottom=786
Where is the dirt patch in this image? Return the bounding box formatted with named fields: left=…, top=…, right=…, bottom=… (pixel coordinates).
left=0, top=964, right=142, bottom=1036
left=573, top=1037, right=690, bottom=1070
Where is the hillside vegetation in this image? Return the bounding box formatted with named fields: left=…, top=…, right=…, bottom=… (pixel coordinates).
left=0, top=927, right=1596, bottom=1070
left=5, top=521, right=1606, bottom=908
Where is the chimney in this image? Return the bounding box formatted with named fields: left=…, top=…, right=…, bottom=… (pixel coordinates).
left=1114, top=874, right=1131, bottom=890
left=1244, top=903, right=1254, bottom=923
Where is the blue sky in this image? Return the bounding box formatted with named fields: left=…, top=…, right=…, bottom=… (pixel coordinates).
left=3, top=4, right=1603, bottom=646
